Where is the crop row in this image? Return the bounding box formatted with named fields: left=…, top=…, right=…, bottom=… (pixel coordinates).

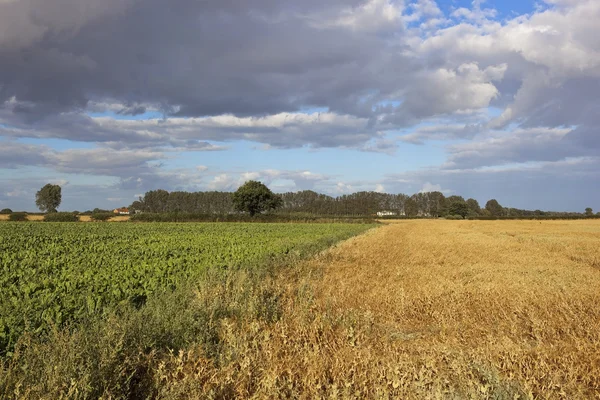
left=0, top=222, right=371, bottom=356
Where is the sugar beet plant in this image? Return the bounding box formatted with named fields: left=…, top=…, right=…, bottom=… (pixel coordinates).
left=0, top=222, right=371, bottom=356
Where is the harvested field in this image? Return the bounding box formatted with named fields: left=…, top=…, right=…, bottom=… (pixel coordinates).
left=76, top=215, right=129, bottom=222
left=156, top=220, right=600, bottom=399
left=0, top=215, right=43, bottom=221
left=108, top=215, right=130, bottom=222
left=0, top=215, right=131, bottom=222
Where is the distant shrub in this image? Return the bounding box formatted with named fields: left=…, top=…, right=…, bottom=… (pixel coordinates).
left=44, top=212, right=79, bottom=222
left=9, top=213, right=28, bottom=221
left=446, top=215, right=464, bottom=220
left=91, top=212, right=115, bottom=222
left=0, top=208, right=12, bottom=214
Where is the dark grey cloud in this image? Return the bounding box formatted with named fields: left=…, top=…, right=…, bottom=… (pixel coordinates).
left=444, top=127, right=575, bottom=169
left=399, top=123, right=483, bottom=145
left=0, top=141, right=51, bottom=168
left=0, top=0, right=407, bottom=120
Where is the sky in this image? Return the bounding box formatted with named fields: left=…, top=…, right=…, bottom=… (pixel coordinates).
left=0, top=0, right=599, bottom=212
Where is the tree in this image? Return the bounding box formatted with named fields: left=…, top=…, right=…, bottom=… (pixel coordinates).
left=404, top=197, right=419, bottom=217
left=442, top=195, right=465, bottom=216
left=141, top=189, right=170, bottom=213
left=130, top=200, right=145, bottom=213
left=0, top=208, right=12, bottom=214
left=448, top=201, right=469, bottom=218
left=35, top=184, right=62, bottom=213
left=466, top=198, right=481, bottom=216
left=585, top=207, right=593, bottom=216
left=429, top=192, right=446, bottom=217
left=232, top=181, right=282, bottom=216
left=485, top=199, right=504, bottom=217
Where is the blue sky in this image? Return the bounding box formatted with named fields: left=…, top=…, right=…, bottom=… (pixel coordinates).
left=1, top=0, right=599, bottom=212
left=439, top=0, right=538, bottom=18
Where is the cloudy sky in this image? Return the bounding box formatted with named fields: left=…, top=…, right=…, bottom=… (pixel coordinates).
left=1, top=0, right=599, bottom=212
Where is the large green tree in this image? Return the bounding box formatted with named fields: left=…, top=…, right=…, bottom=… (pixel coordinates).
left=485, top=199, right=504, bottom=217
left=466, top=198, right=481, bottom=216
left=427, top=191, right=446, bottom=217
left=404, top=197, right=419, bottom=217
left=585, top=207, right=593, bottom=216
left=448, top=200, right=469, bottom=218
left=233, top=181, right=282, bottom=216
left=35, top=184, right=62, bottom=213
left=141, top=189, right=170, bottom=213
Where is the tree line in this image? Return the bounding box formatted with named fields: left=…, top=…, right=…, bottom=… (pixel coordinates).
left=4, top=182, right=595, bottom=219
left=129, top=185, right=596, bottom=219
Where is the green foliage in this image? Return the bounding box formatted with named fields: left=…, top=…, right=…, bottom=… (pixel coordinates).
left=129, top=200, right=144, bottom=212
left=466, top=198, right=481, bottom=216
left=446, top=214, right=464, bottom=220
left=233, top=181, right=283, bottom=216
left=0, top=222, right=372, bottom=356
left=91, top=212, right=115, bottom=221
left=44, top=212, right=79, bottom=222
left=585, top=207, right=593, bottom=216
left=0, top=265, right=291, bottom=398
left=404, top=198, right=419, bottom=217
left=428, top=191, right=446, bottom=217
left=0, top=208, right=12, bottom=214
left=8, top=213, right=27, bottom=221
left=35, top=183, right=62, bottom=213
left=141, top=189, right=170, bottom=213
left=131, top=212, right=375, bottom=223
left=485, top=199, right=504, bottom=217
left=448, top=201, right=469, bottom=218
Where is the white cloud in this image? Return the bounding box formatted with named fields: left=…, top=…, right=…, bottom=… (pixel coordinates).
left=319, top=0, right=404, bottom=32
left=334, top=182, right=354, bottom=194
left=419, top=182, right=442, bottom=193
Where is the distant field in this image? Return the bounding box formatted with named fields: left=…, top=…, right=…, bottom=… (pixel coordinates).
left=0, top=222, right=371, bottom=356
left=0, top=214, right=129, bottom=222
left=0, top=214, right=44, bottom=221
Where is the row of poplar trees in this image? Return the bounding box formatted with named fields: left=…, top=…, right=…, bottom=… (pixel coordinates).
left=132, top=189, right=507, bottom=218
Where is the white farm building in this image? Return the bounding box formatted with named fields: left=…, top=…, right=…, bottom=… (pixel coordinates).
left=377, top=211, right=397, bottom=217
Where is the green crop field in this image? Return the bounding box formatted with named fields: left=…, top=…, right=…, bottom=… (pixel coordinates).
left=0, top=222, right=371, bottom=356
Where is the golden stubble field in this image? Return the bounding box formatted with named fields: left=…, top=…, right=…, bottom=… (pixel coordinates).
left=159, top=220, right=600, bottom=399
left=0, top=214, right=129, bottom=222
